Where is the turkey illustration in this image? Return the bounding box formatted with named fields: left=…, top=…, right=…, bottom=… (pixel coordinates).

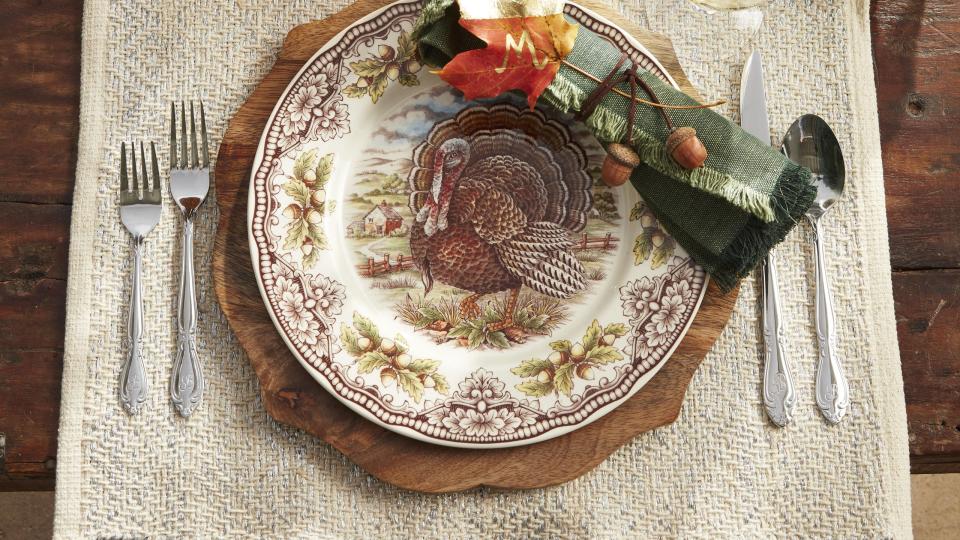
left=408, top=104, right=594, bottom=334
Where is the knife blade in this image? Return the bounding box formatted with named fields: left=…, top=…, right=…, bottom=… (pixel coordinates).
left=740, top=50, right=772, bottom=145
left=740, top=50, right=796, bottom=427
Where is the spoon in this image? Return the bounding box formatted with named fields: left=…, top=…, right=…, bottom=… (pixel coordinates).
left=782, top=114, right=850, bottom=424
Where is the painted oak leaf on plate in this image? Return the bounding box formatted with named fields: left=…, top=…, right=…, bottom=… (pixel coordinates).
left=437, top=14, right=578, bottom=108
left=630, top=202, right=675, bottom=270
left=340, top=312, right=450, bottom=403
left=343, top=30, right=421, bottom=104
left=511, top=319, right=629, bottom=398
left=282, top=150, right=335, bottom=267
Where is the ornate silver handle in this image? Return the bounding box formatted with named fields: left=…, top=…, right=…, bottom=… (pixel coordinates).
left=170, top=218, right=204, bottom=417
left=761, top=252, right=795, bottom=426
left=120, top=239, right=149, bottom=414
left=810, top=216, right=850, bottom=424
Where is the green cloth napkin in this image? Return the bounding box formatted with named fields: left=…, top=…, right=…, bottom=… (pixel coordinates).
left=412, top=1, right=815, bottom=290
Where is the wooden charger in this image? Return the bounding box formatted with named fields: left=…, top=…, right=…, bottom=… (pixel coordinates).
left=212, top=0, right=738, bottom=492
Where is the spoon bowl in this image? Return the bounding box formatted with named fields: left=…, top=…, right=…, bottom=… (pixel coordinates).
left=782, top=114, right=846, bottom=219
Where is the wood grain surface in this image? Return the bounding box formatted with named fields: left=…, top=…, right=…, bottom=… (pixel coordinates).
left=0, top=0, right=958, bottom=490
left=213, top=0, right=736, bottom=492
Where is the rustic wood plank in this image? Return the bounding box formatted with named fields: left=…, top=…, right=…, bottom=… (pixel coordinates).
left=872, top=0, right=960, bottom=473
left=0, top=202, right=71, bottom=282
left=0, top=349, right=60, bottom=491
left=0, top=0, right=79, bottom=490
left=213, top=0, right=736, bottom=492
left=872, top=0, right=960, bottom=270
left=893, top=268, right=960, bottom=468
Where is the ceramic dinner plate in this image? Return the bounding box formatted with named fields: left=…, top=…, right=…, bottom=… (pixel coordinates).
left=248, top=0, right=708, bottom=448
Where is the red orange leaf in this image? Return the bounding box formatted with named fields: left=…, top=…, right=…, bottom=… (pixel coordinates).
left=437, top=14, right=578, bottom=108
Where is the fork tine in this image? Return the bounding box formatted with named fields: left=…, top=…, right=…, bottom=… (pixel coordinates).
left=180, top=101, right=188, bottom=170
left=199, top=101, right=209, bottom=168
left=139, top=142, right=149, bottom=199
left=150, top=142, right=160, bottom=194
left=190, top=101, right=200, bottom=168
left=131, top=140, right=140, bottom=195
left=170, top=101, right=177, bottom=170
left=120, top=142, right=128, bottom=193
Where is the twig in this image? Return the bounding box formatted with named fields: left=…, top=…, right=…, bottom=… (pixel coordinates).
left=560, top=59, right=726, bottom=110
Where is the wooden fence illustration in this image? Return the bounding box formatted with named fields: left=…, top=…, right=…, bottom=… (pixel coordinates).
left=573, top=232, right=618, bottom=251
left=356, top=234, right=619, bottom=278
left=356, top=253, right=417, bottom=277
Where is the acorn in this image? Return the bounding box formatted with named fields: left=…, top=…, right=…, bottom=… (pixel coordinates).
left=601, top=334, right=616, bottom=346
left=600, top=142, right=641, bottom=187
left=282, top=204, right=302, bottom=220
left=536, top=370, right=551, bottom=384
left=404, top=59, right=422, bottom=74
left=395, top=353, right=412, bottom=369
left=303, top=169, right=317, bottom=186
left=575, top=364, right=595, bottom=380
left=548, top=351, right=564, bottom=365
left=379, top=338, right=397, bottom=355
left=422, top=375, right=436, bottom=388
left=570, top=343, right=585, bottom=361
left=356, top=336, right=372, bottom=351
left=305, top=208, right=323, bottom=225
left=385, top=63, right=401, bottom=81
left=379, top=44, right=396, bottom=61
left=651, top=232, right=666, bottom=248
left=380, top=367, right=397, bottom=387
left=665, top=127, right=707, bottom=169
left=310, top=190, right=325, bottom=209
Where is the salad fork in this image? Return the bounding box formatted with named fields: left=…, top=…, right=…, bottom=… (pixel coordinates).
left=119, top=141, right=162, bottom=414
left=169, top=101, right=209, bottom=417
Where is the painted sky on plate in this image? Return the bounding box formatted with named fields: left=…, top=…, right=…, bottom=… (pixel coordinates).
left=356, top=85, right=606, bottom=180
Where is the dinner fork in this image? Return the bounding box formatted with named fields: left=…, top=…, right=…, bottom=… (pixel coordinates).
left=169, top=101, right=209, bottom=417
left=119, top=141, right=162, bottom=414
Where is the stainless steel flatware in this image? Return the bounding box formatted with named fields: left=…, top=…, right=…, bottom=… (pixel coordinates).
left=169, top=101, right=209, bottom=417
left=782, top=114, right=850, bottom=424
left=119, top=141, right=162, bottom=414
left=741, top=50, right=796, bottom=427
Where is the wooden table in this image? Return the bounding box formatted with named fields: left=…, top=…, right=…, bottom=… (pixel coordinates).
left=0, top=0, right=957, bottom=490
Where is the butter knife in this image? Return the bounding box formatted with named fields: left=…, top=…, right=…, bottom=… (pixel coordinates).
left=740, top=50, right=796, bottom=427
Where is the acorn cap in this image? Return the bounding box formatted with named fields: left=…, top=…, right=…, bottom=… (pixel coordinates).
left=606, top=142, right=641, bottom=167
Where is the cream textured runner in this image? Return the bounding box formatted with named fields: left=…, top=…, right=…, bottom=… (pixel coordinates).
left=56, top=0, right=911, bottom=537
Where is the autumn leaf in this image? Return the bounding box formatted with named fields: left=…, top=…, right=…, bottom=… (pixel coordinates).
left=397, top=370, right=425, bottom=403
left=357, top=351, right=390, bottom=374
left=554, top=362, right=575, bottom=396
left=585, top=346, right=623, bottom=364
left=284, top=180, right=310, bottom=207
left=340, top=323, right=360, bottom=355
left=511, top=358, right=553, bottom=378
left=633, top=230, right=652, bottom=265
left=431, top=372, right=450, bottom=395
left=437, top=14, right=578, bottom=109
left=283, top=219, right=307, bottom=251
left=516, top=380, right=554, bottom=397
left=603, top=323, right=628, bottom=337
left=582, top=319, right=602, bottom=351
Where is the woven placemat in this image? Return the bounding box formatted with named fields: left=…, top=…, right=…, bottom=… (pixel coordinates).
left=55, top=0, right=911, bottom=537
